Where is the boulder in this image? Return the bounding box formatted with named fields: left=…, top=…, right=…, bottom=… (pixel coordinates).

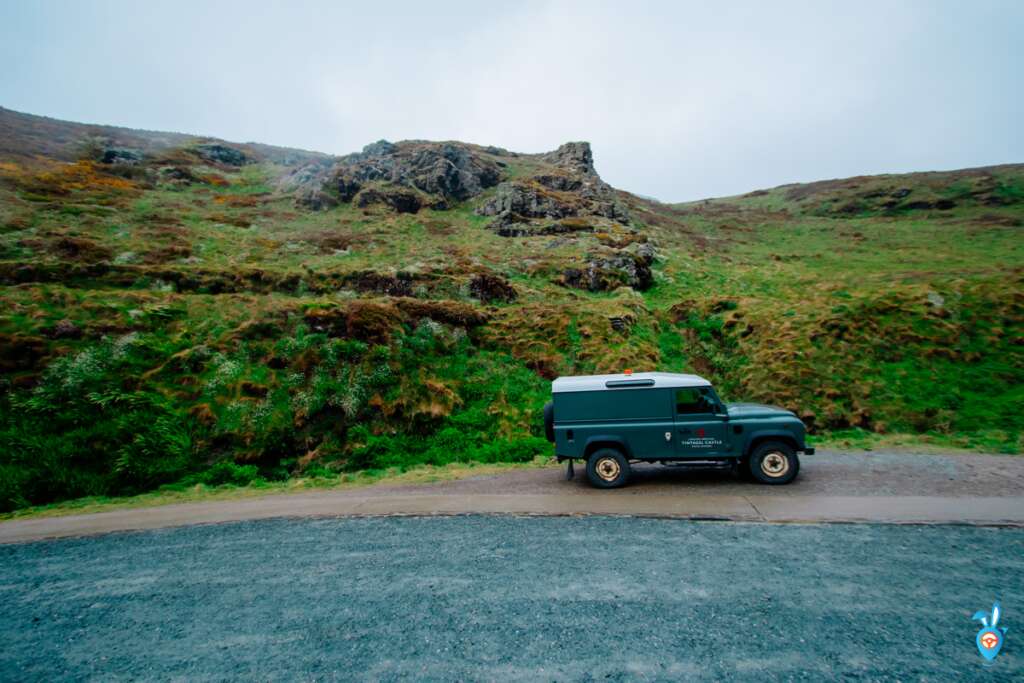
left=99, top=148, right=144, bottom=165
left=159, top=166, right=198, bottom=185
left=468, top=272, right=517, bottom=303
left=560, top=246, right=655, bottom=292
left=194, top=143, right=247, bottom=166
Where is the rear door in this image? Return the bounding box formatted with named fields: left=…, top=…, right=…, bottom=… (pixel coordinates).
left=672, top=387, right=730, bottom=458
left=603, top=387, right=675, bottom=459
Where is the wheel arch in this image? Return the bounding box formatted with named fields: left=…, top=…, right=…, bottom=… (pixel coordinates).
left=743, top=431, right=798, bottom=459
left=582, top=436, right=632, bottom=460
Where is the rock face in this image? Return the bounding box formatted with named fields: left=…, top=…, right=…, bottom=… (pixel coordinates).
left=542, top=141, right=597, bottom=176
left=476, top=182, right=575, bottom=221
left=314, top=140, right=504, bottom=212
left=279, top=159, right=338, bottom=209
left=475, top=141, right=629, bottom=231
left=476, top=178, right=630, bottom=231
left=354, top=186, right=422, bottom=213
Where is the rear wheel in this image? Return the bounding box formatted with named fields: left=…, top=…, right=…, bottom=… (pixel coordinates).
left=748, top=441, right=799, bottom=485
left=586, top=448, right=630, bottom=489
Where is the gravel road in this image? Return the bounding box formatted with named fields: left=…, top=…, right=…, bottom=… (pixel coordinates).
left=370, top=448, right=1024, bottom=498
left=1, top=516, right=1022, bottom=681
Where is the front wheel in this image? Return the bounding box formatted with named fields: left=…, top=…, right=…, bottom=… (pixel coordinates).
left=586, top=449, right=630, bottom=489
left=748, top=441, right=800, bottom=485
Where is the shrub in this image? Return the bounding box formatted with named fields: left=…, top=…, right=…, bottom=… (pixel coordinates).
left=0, top=337, right=200, bottom=507
left=186, top=461, right=262, bottom=487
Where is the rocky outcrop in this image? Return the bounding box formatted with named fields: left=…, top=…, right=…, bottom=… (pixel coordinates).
left=193, top=143, right=247, bottom=166
left=280, top=159, right=339, bottom=209
left=476, top=177, right=629, bottom=233
left=476, top=181, right=576, bottom=222
left=542, top=141, right=597, bottom=176
left=533, top=174, right=583, bottom=192
left=559, top=243, right=656, bottom=292
left=300, top=138, right=631, bottom=227
left=313, top=140, right=504, bottom=211
left=490, top=217, right=596, bottom=238
left=468, top=272, right=517, bottom=303
left=99, top=148, right=144, bottom=165
left=475, top=141, right=629, bottom=231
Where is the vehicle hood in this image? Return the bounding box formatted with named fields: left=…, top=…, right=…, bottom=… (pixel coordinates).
left=725, top=402, right=796, bottom=419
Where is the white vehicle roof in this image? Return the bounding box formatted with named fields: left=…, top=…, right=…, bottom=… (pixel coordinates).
left=551, top=372, right=711, bottom=393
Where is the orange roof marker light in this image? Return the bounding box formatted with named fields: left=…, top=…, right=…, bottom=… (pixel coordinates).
left=623, top=368, right=632, bottom=375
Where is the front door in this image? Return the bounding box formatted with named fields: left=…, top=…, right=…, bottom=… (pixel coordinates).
left=673, top=387, right=729, bottom=458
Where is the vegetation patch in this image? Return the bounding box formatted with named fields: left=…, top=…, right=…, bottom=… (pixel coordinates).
left=0, top=112, right=1021, bottom=511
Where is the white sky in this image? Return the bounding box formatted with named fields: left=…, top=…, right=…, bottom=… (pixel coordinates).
left=1, top=0, right=1022, bottom=201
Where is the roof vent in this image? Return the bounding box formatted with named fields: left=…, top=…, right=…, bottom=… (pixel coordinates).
left=605, top=378, right=655, bottom=388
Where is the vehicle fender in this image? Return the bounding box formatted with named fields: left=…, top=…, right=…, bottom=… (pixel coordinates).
left=741, top=429, right=799, bottom=458
left=581, top=435, right=633, bottom=460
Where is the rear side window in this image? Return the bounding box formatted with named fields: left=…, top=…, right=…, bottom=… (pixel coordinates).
left=554, top=388, right=671, bottom=421
left=676, top=387, right=715, bottom=414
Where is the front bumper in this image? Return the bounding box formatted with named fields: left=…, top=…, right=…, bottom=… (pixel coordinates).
left=801, top=446, right=816, bottom=455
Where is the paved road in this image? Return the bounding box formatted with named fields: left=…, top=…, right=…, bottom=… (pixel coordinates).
left=3, top=450, right=1023, bottom=543
left=1, top=516, right=1021, bottom=681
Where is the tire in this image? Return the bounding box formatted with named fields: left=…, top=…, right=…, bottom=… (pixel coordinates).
left=543, top=401, right=555, bottom=443
left=586, top=448, right=630, bottom=489
left=748, top=441, right=800, bottom=485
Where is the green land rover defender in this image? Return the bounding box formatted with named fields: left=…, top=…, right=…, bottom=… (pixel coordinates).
left=543, top=372, right=814, bottom=488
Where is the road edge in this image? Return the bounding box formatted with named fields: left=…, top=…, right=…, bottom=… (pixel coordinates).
left=1, top=492, right=1022, bottom=544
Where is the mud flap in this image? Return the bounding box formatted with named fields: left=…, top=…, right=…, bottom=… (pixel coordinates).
left=566, top=459, right=575, bottom=480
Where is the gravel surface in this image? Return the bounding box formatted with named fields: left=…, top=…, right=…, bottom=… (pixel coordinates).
left=1, top=516, right=1022, bottom=681
left=371, top=448, right=1024, bottom=498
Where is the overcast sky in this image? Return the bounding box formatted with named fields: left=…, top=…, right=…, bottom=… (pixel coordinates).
left=1, top=1, right=1022, bottom=201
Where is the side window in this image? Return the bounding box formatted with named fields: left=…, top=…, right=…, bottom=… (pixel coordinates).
left=676, top=387, right=714, bottom=415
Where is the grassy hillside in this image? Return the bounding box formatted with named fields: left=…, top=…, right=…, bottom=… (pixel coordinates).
left=0, top=107, right=1021, bottom=511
